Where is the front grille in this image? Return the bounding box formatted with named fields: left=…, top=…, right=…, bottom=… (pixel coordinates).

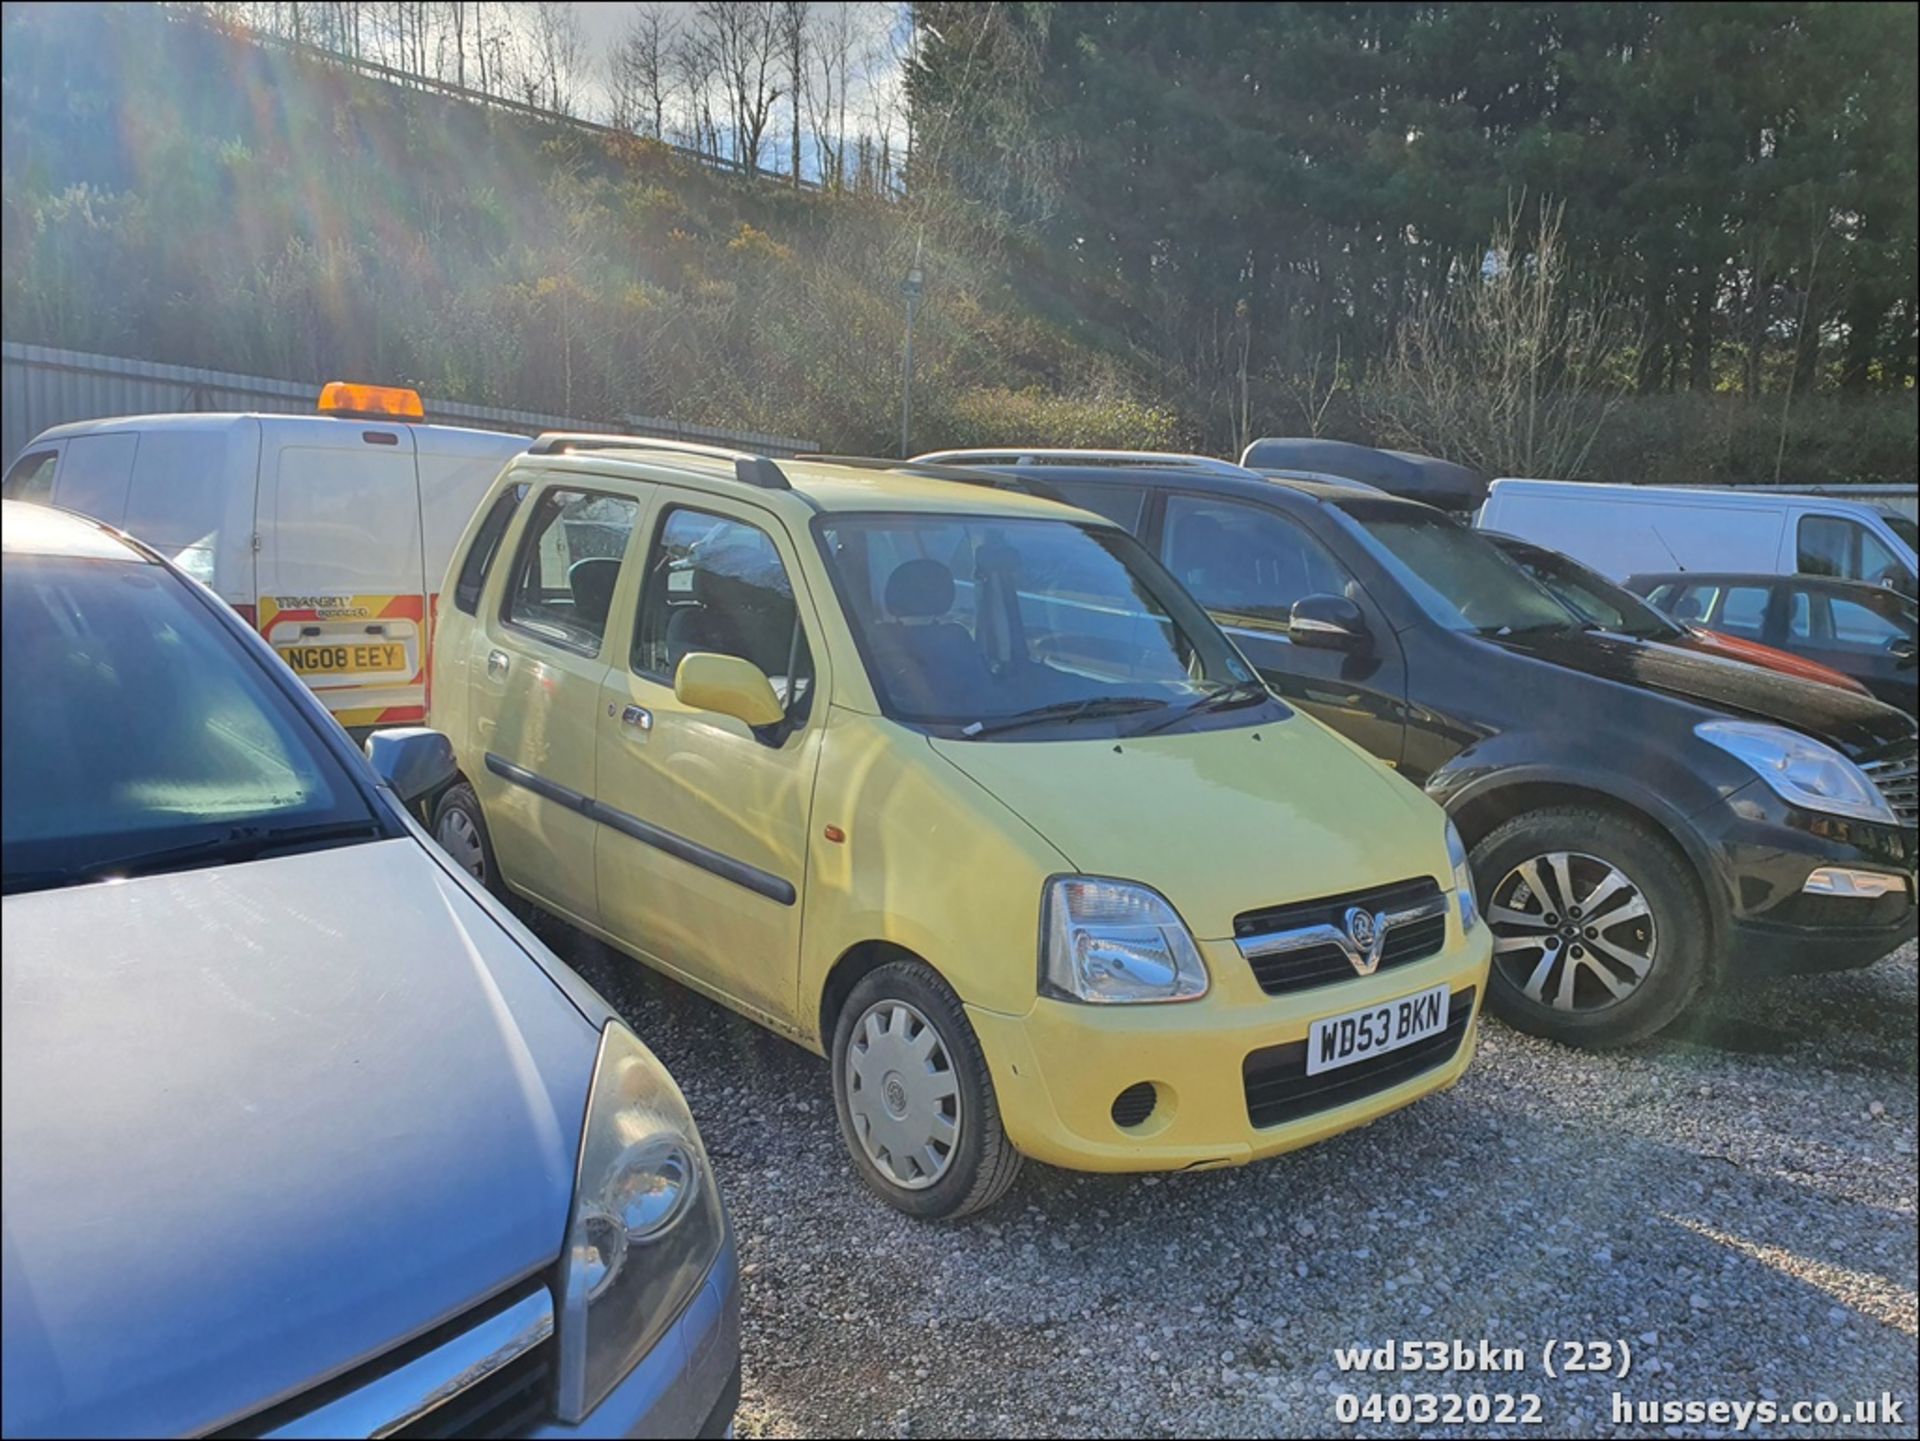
left=1235, top=877, right=1447, bottom=995
left=391, top=1342, right=553, bottom=1439
left=1242, top=986, right=1476, bottom=1129
left=1862, top=751, right=1918, bottom=829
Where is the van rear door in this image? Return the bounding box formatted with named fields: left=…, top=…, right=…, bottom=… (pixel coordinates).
left=257, top=418, right=427, bottom=731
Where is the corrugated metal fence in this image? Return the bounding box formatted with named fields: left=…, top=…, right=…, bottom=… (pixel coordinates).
left=2, top=342, right=816, bottom=466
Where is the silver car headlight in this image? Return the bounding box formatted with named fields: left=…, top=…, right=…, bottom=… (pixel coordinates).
left=1041, top=876, right=1209, bottom=1003
left=1445, top=818, right=1480, bottom=932
left=555, top=1020, right=725, bottom=1423
left=1696, top=720, right=1896, bottom=825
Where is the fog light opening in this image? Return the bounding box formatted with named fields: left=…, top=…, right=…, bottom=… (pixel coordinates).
left=1111, top=1081, right=1159, bottom=1130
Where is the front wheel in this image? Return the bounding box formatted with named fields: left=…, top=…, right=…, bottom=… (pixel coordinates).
left=430, top=781, right=507, bottom=899
left=1471, top=806, right=1709, bottom=1048
left=830, top=960, right=1023, bottom=1220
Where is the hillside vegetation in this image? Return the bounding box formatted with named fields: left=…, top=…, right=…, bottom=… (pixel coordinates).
left=2, top=2, right=1913, bottom=483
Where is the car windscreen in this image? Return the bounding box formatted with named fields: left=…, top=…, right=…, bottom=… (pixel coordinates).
left=1506, top=547, right=1680, bottom=641
left=2, top=555, right=384, bottom=894
left=1337, top=503, right=1583, bottom=636
left=815, top=513, right=1277, bottom=738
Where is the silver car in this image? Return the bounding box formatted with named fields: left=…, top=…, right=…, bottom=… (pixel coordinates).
left=0, top=501, right=740, bottom=1438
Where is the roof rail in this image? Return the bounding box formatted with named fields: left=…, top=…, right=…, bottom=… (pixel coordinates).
left=529, top=432, right=790, bottom=490
left=799, top=454, right=1025, bottom=487
left=914, top=448, right=1247, bottom=475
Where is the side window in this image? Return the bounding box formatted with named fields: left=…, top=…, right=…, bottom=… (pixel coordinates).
left=2, top=450, right=58, bottom=504
left=1667, top=584, right=1719, bottom=625
left=454, top=482, right=529, bottom=614
left=1048, top=482, right=1146, bottom=533
left=1828, top=595, right=1908, bottom=647
left=502, top=487, right=638, bottom=654
left=1160, top=494, right=1352, bottom=626
left=1716, top=585, right=1772, bottom=638
left=1797, top=514, right=1895, bottom=584
left=1786, top=590, right=1813, bottom=639
left=632, top=507, right=814, bottom=714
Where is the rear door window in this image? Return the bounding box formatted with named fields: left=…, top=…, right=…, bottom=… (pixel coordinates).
left=1714, top=586, right=1772, bottom=638
left=1048, top=482, right=1147, bottom=533
left=503, top=487, right=639, bottom=655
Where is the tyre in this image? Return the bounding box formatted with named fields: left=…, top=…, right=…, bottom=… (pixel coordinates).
left=1471, top=805, right=1708, bottom=1048
left=830, top=959, right=1023, bottom=1220
left=430, top=781, right=508, bottom=900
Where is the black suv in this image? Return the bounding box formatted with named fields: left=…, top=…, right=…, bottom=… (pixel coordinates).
left=917, top=450, right=1919, bottom=1048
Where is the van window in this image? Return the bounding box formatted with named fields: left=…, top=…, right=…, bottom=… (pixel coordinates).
left=1798, top=514, right=1901, bottom=586
left=632, top=507, right=814, bottom=713
left=503, top=487, right=638, bottom=655
left=454, top=483, right=529, bottom=615
left=1162, top=496, right=1353, bottom=626
left=2, top=450, right=58, bottom=504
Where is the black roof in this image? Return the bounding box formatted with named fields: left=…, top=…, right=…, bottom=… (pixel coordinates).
left=970, top=460, right=1444, bottom=521
left=1625, top=571, right=1918, bottom=608
left=1240, top=437, right=1487, bottom=510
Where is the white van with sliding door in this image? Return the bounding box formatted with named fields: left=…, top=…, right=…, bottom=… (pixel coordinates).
left=1477, top=478, right=1918, bottom=598
left=2, top=384, right=527, bottom=733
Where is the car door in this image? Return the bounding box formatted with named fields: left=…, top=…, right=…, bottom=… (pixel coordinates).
left=1154, top=492, right=1408, bottom=766
left=594, top=496, right=825, bottom=1030
left=470, top=478, right=649, bottom=926
left=1783, top=584, right=1918, bottom=710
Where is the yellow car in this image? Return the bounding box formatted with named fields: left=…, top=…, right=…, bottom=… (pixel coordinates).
left=423, top=438, right=1492, bottom=1218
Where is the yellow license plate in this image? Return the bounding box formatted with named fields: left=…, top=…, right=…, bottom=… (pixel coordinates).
left=277, top=642, right=406, bottom=676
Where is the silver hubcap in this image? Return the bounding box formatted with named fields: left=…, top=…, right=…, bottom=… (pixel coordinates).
left=1488, top=851, right=1657, bottom=1012
left=844, top=999, right=961, bottom=1190
left=436, top=807, right=486, bottom=881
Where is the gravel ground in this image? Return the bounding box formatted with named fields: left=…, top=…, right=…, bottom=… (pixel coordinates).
left=548, top=924, right=1919, bottom=1439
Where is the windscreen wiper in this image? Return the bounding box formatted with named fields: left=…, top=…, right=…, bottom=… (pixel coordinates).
left=59, top=818, right=385, bottom=888
left=958, top=695, right=1168, bottom=739
left=1127, top=680, right=1269, bottom=737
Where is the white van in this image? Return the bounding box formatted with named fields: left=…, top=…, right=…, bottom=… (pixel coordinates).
left=2, top=385, right=527, bottom=731
left=1477, top=478, right=1918, bottom=598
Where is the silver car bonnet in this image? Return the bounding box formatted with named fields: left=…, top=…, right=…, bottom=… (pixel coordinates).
left=1, top=837, right=600, bottom=1438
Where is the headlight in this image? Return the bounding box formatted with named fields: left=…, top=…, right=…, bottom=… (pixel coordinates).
left=1696, top=720, right=1895, bottom=825
left=555, top=1021, right=725, bottom=1423
left=1445, top=819, right=1479, bottom=932
left=1041, top=876, right=1208, bottom=1003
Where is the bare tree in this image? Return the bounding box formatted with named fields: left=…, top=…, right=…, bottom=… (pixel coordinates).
left=781, top=1, right=809, bottom=185
left=609, top=4, right=678, bottom=138
left=804, top=2, right=854, bottom=188
left=528, top=0, right=583, bottom=114
left=1370, top=200, right=1635, bottom=480
left=699, top=1, right=784, bottom=177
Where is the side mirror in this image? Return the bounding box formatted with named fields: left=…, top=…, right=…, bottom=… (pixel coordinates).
left=675, top=652, right=787, bottom=730
left=364, top=727, right=458, bottom=805
left=1288, top=593, right=1370, bottom=651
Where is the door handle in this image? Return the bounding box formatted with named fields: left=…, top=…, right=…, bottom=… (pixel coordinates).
left=487, top=649, right=510, bottom=678
left=621, top=704, right=653, bottom=732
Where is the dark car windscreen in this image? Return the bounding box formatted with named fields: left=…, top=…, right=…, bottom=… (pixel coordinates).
left=1337, top=503, right=1583, bottom=636
left=816, top=513, right=1273, bottom=737
left=2, top=555, right=383, bottom=894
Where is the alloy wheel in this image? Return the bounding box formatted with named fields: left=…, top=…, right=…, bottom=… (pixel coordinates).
left=844, top=998, right=962, bottom=1190
left=1487, top=851, right=1658, bottom=1012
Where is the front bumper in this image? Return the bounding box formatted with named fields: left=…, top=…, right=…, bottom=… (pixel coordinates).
left=528, top=1232, right=741, bottom=1440
left=967, top=921, right=1492, bottom=1172
left=1699, top=783, right=1917, bottom=979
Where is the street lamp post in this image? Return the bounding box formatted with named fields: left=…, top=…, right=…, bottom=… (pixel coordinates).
left=899, top=254, right=924, bottom=458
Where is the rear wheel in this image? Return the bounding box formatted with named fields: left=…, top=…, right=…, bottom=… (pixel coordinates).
left=831, top=960, right=1022, bottom=1220
left=1472, top=806, right=1708, bottom=1048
